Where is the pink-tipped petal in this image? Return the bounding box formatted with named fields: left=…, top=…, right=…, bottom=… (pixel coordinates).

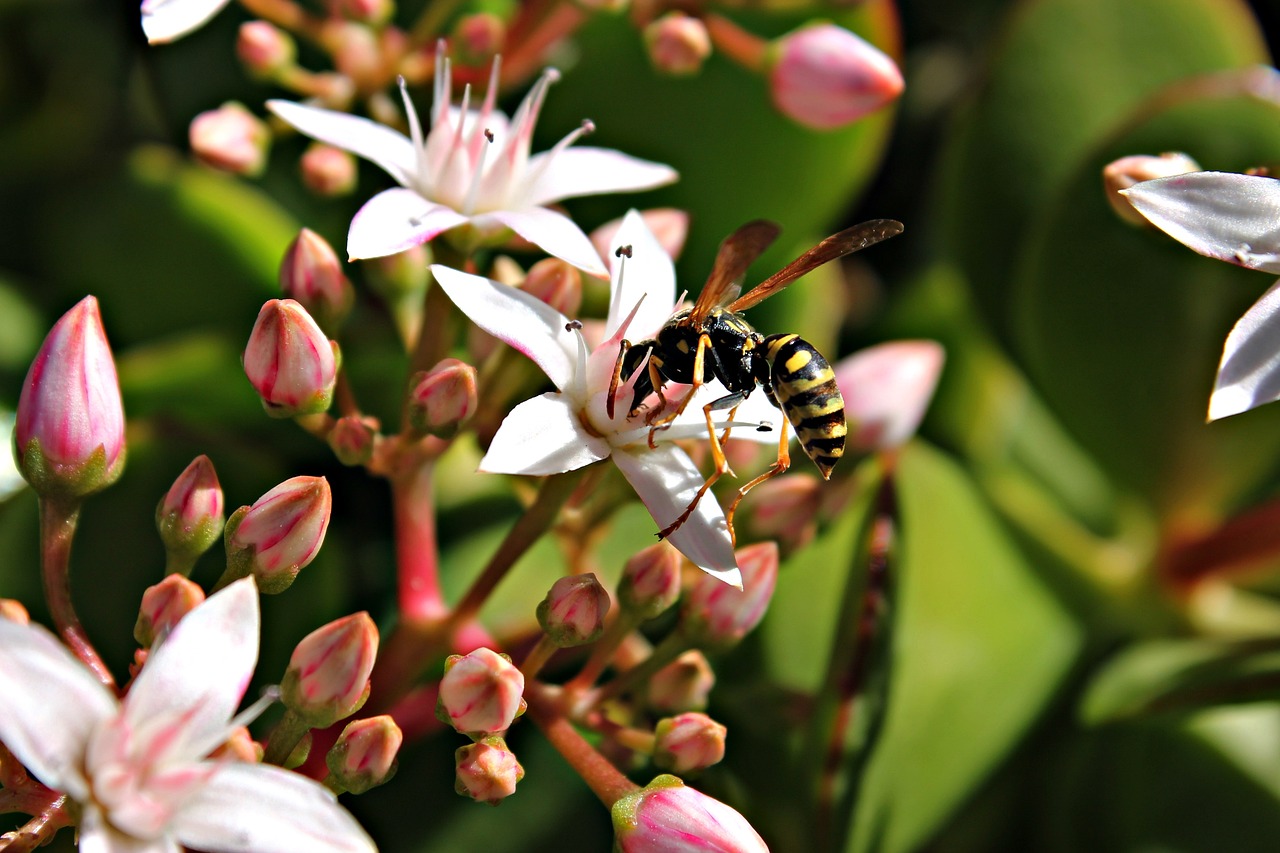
left=612, top=445, right=741, bottom=586
left=485, top=207, right=607, bottom=277
left=836, top=340, right=944, bottom=450
left=520, top=148, right=678, bottom=209
left=480, top=393, right=610, bottom=475
left=605, top=210, right=678, bottom=340
left=141, top=0, right=232, bottom=44
left=1123, top=172, right=1280, bottom=274
left=1209, top=277, right=1280, bottom=420
left=267, top=100, right=417, bottom=187
left=347, top=190, right=468, bottom=260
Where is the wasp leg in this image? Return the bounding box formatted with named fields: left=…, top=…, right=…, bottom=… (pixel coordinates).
left=657, top=391, right=746, bottom=540
left=646, top=332, right=712, bottom=442
left=725, top=417, right=792, bottom=546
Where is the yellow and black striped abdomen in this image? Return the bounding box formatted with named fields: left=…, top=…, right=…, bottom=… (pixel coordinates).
left=763, top=334, right=846, bottom=479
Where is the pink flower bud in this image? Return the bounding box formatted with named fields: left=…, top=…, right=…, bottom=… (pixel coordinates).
left=328, top=415, right=378, bottom=466
left=769, top=24, right=903, bottom=130
left=739, top=473, right=821, bottom=556
left=407, top=359, right=478, bottom=438
left=536, top=574, right=610, bottom=647
left=189, top=103, right=271, bottom=176
left=455, top=736, right=524, bottom=804
left=0, top=600, right=30, bottom=624
left=653, top=713, right=727, bottom=775
left=437, top=648, right=526, bottom=735
left=323, top=21, right=382, bottom=88
left=301, top=144, right=358, bottom=198
left=327, top=715, right=402, bottom=794
left=682, top=542, right=778, bottom=648
left=835, top=341, right=944, bottom=452
left=280, top=229, right=354, bottom=333
left=337, top=0, right=393, bottom=25
left=156, top=455, right=225, bottom=565
left=1104, top=152, right=1201, bottom=226
left=236, top=21, right=295, bottom=78
left=613, top=775, right=767, bottom=852
left=619, top=542, right=681, bottom=620
left=15, top=296, right=126, bottom=499
left=644, top=13, right=712, bottom=77
left=227, top=476, right=332, bottom=593
left=520, top=258, right=583, bottom=317
left=647, top=650, right=715, bottom=714
left=134, top=573, right=206, bottom=647
left=243, top=299, right=339, bottom=418
left=452, top=13, right=506, bottom=65
left=212, top=726, right=262, bottom=762
left=282, top=612, right=379, bottom=726
left=591, top=209, right=689, bottom=263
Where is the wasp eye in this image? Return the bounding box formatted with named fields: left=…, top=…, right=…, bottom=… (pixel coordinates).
left=615, top=245, right=633, bottom=258
left=565, top=320, right=583, bottom=332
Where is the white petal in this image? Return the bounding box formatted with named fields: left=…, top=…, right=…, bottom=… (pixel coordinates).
left=0, top=619, right=115, bottom=797
left=611, top=445, right=742, bottom=586
left=123, top=578, right=259, bottom=761
left=81, top=808, right=180, bottom=853
left=347, top=191, right=468, bottom=261
left=141, top=0, right=231, bottom=44
left=1209, top=277, right=1280, bottom=419
left=605, top=209, right=677, bottom=339
left=174, top=763, right=375, bottom=853
left=520, top=147, right=677, bottom=208
left=670, top=382, right=786, bottom=444
left=267, top=100, right=417, bottom=187
left=431, top=264, right=579, bottom=391
left=480, top=393, right=610, bottom=475
left=1124, top=172, right=1280, bottom=273
left=485, top=207, right=607, bottom=277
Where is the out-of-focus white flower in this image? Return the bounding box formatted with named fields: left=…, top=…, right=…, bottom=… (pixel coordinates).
left=834, top=340, right=944, bottom=451
left=141, top=0, right=232, bottom=44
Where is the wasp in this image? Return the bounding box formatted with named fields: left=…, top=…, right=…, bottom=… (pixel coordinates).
left=611, top=218, right=904, bottom=540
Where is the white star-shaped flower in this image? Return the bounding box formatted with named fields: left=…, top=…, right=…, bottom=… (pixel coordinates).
left=268, top=53, right=677, bottom=274
left=433, top=210, right=784, bottom=587
left=0, top=578, right=377, bottom=853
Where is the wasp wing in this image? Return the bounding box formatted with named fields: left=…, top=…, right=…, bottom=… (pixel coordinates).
left=688, top=220, right=783, bottom=325
left=727, top=219, right=903, bottom=314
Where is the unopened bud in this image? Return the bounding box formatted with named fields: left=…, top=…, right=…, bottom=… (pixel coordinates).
left=739, top=473, right=821, bottom=556
left=301, top=144, right=358, bottom=198
left=189, top=103, right=271, bottom=176
left=835, top=341, right=944, bottom=452
left=407, top=359, right=478, bottom=438
left=520, top=259, right=582, bottom=317
left=536, top=574, right=610, bottom=647
left=338, top=0, right=393, bottom=25
left=243, top=299, right=340, bottom=418
left=644, top=13, right=711, bottom=77
left=236, top=21, right=295, bottom=78
left=613, top=775, right=767, bottom=852
left=681, top=542, right=778, bottom=649
left=1104, top=152, right=1201, bottom=226
left=322, top=21, right=382, bottom=88
left=653, top=713, right=727, bottom=775
left=156, top=455, right=225, bottom=568
left=281, top=612, right=379, bottom=726
left=226, top=476, right=332, bottom=593
left=455, top=736, right=524, bottom=804
left=134, top=574, right=206, bottom=647
left=280, top=229, right=355, bottom=333
left=647, top=650, right=714, bottom=714
left=15, top=296, right=126, bottom=500
left=328, top=716, right=402, bottom=794
left=768, top=24, right=903, bottom=130
left=437, top=648, right=526, bottom=736
left=329, top=415, right=378, bottom=466
left=212, top=726, right=262, bottom=762
left=453, top=13, right=506, bottom=66
left=0, top=600, right=30, bottom=624
left=618, top=542, right=681, bottom=620
left=591, top=209, right=689, bottom=263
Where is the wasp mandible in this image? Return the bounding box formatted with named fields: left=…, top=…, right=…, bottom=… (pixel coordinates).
left=611, top=218, right=904, bottom=541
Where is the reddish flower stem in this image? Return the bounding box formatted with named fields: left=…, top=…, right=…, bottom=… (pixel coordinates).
left=393, top=459, right=446, bottom=622
left=497, top=1, right=587, bottom=86
left=1160, top=495, right=1280, bottom=590
left=525, top=682, right=638, bottom=807
left=238, top=0, right=323, bottom=41
left=704, top=14, right=768, bottom=73
left=38, top=498, right=115, bottom=691
left=0, top=791, right=71, bottom=852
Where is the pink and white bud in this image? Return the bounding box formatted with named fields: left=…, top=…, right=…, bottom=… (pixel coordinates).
left=835, top=341, right=944, bottom=452
left=739, top=473, right=821, bottom=556
left=329, top=415, right=378, bottom=466
left=520, top=259, right=583, bottom=318
left=591, top=209, right=689, bottom=263
left=338, top=0, right=393, bottom=25
left=321, top=21, right=382, bottom=89
left=134, top=573, right=206, bottom=647
left=453, top=13, right=506, bottom=65
left=619, top=542, right=682, bottom=620
left=212, top=726, right=263, bottom=762
left=15, top=296, right=126, bottom=499
left=156, top=455, right=225, bottom=565
left=613, top=775, right=768, bottom=852
left=768, top=24, right=903, bottom=130
left=644, top=13, right=712, bottom=77
left=536, top=574, right=610, bottom=647
left=407, top=359, right=478, bottom=438
left=281, top=612, right=379, bottom=726
left=189, top=103, right=271, bottom=176
left=1104, top=152, right=1201, bottom=226
left=280, top=229, right=355, bottom=333
left=227, top=475, right=332, bottom=593
left=243, top=298, right=340, bottom=418
left=682, top=542, right=779, bottom=649
left=236, top=21, right=296, bottom=78
left=455, top=736, right=524, bottom=804
left=653, top=713, right=727, bottom=775
left=437, top=648, right=526, bottom=735
left=301, top=143, right=358, bottom=198
left=327, top=715, right=402, bottom=794
left=0, top=600, right=30, bottom=624
left=647, top=650, right=715, bottom=714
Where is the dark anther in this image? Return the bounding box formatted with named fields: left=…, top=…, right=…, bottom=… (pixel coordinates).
left=565, top=320, right=583, bottom=332
left=484, top=128, right=494, bottom=143
left=615, top=245, right=633, bottom=258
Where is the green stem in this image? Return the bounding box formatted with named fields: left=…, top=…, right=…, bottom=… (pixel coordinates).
left=263, top=709, right=312, bottom=766
left=586, top=630, right=689, bottom=710
left=564, top=609, right=643, bottom=693
left=520, top=635, right=560, bottom=679
left=38, top=498, right=114, bottom=690
left=525, top=682, right=638, bottom=807
left=409, top=0, right=467, bottom=45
